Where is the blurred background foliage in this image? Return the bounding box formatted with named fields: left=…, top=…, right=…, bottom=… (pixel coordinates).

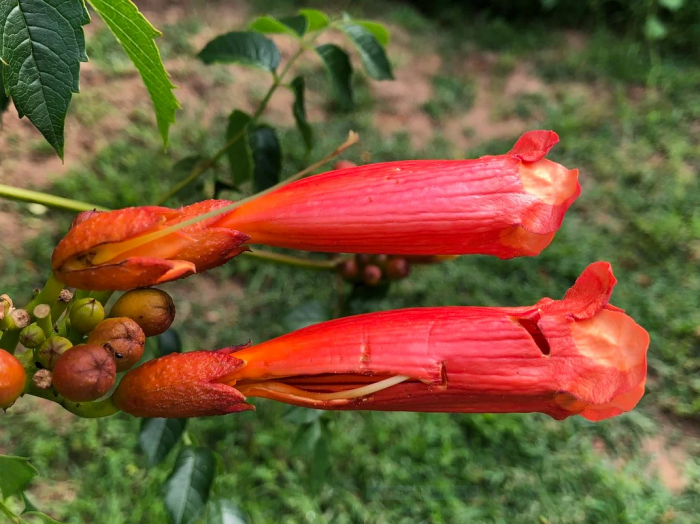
left=1, top=0, right=699, bottom=522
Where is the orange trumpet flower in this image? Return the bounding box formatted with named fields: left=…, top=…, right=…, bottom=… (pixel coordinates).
left=52, top=130, right=577, bottom=291
left=113, top=262, right=648, bottom=421
left=52, top=201, right=249, bottom=290
left=220, top=129, right=579, bottom=257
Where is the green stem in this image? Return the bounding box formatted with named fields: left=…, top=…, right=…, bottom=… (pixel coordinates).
left=28, top=387, right=120, bottom=418
left=243, top=249, right=345, bottom=271
left=0, top=184, right=107, bottom=212
left=156, top=44, right=309, bottom=205
left=0, top=329, right=20, bottom=354
left=26, top=274, right=66, bottom=318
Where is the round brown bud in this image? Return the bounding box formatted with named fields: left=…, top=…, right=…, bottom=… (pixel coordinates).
left=338, top=258, right=359, bottom=280
left=58, top=289, right=74, bottom=304
left=362, top=265, right=383, bottom=286
left=69, top=298, right=105, bottom=334
left=88, top=318, right=146, bottom=372
left=385, top=257, right=411, bottom=280
left=109, top=289, right=175, bottom=337
left=34, top=336, right=73, bottom=370
left=19, top=323, right=46, bottom=349
left=52, top=344, right=116, bottom=402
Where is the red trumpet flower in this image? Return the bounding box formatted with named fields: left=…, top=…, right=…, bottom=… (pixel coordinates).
left=113, top=262, right=648, bottom=421
left=52, top=201, right=249, bottom=290
left=220, top=130, right=579, bottom=258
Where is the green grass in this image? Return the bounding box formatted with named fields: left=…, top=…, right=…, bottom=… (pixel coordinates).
left=2, top=1, right=700, bottom=522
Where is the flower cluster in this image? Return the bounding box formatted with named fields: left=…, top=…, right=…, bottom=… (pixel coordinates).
left=2, top=130, right=649, bottom=423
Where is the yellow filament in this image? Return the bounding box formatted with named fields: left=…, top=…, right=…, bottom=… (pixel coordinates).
left=246, top=375, right=411, bottom=402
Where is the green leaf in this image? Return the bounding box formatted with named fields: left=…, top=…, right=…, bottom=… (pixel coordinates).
left=0, top=67, right=9, bottom=115
left=340, top=23, right=394, bottom=80
left=206, top=500, right=246, bottom=524
left=315, top=44, right=353, bottom=109
left=87, top=0, right=179, bottom=147
left=278, top=16, right=307, bottom=36
left=249, top=125, right=281, bottom=193
left=226, top=110, right=253, bottom=187
left=289, top=76, right=313, bottom=151
left=163, top=447, right=217, bottom=524
left=309, top=428, right=330, bottom=489
left=644, top=16, right=668, bottom=41
left=355, top=21, right=390, bottom=47
left=249, top=15, right=307, bottom=37
left=157, top=329, right=182, bottom=357
left=298, top=9, right=329, bottom=32
left=660, top=0, right=685, bottom=11
left=171, top=156, right=207, bottom=203
left=0, top=0, right=90, bottom=158
left=283, top=301, right=330, bottom=332
left=198, top=32, right=280, bottom=72
left=0, top=455, right=38, bottom=498
left=283, top=405, right=323, bottom=424
left=140, top=418, right=188, bottom=467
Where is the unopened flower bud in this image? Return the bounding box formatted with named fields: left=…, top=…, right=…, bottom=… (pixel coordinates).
left=70, top=298, right=105, bottom=334
left=19, top=323, right=46, bottom=349
left=0, top=295, right=11, bottom=321
left=362, top=265, right=383, bottom=286
left=52, top=344, right=116, bottom=402
left=385, top=257, right=411, bottom=280
left=339, top=258, right=359, bottom=280
left=88, top=318, right=146, bottom=372
left=0, top=349, right=26, bottom=409
left=34, top=336, right=72, bottom=370
left=109, top=288, right=175, bottom=337
left=32, top=369, right=53, bottom=390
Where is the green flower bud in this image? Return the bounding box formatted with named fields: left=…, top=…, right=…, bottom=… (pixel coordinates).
left=69, top=298, right=105, bottom=334
left=19, top=323, right=46, bottom=349
left=109, top=288, right=175, bottom=337
left=34, top=336, right=73, bottom=370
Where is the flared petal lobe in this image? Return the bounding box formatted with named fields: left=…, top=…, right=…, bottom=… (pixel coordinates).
left=220, top=130, right=579, bottom=258
left=52, top=201, right=249, bottom=290
left=114, top=263, right=648, bottom=421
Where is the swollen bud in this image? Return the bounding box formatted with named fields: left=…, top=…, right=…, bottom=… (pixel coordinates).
left=88, top=318, right=146, bottom=372
left=385, top=257, right=411, bottom=280
left=362, top=265, right=383, bottom=286
left=70, top=298, right=105, bottom=333
left=52, top=344, right=116, bottom=402
left=34, top=336, right=73, bottom=370
left=0, top=348, right=26, bottom=409
left=109, top=288, right=175, bottom=337
left=19, top=323, right=46, bottom=349
left=339, top=258, right=359, bottom=280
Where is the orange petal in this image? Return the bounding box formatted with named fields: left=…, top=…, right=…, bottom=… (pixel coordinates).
left=55, top=257, right=196, bottom=291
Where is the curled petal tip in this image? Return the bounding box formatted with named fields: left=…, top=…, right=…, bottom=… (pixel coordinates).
left=509, top=130, right=560, bottom=163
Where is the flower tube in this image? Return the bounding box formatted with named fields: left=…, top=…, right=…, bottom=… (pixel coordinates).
left=113, top=262, right=648, bottom=421
left=219, top=130, right=579, bottom=257
left=52, top=130, right=578, bottom=290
